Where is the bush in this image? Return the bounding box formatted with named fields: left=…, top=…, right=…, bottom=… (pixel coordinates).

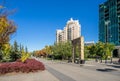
left=20, top=53, right=29, bottom=62
left=0, top=59, right=45, bottom=74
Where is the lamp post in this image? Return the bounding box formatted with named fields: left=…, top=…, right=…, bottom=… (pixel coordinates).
left=110, top=35, right=113, bottom=63
left=72, top=27, right=74, bottom=40
left=105, top=20, right=110, bottom=43
left=118, top=16, right=120, bottom=61
left=51, top=52, right=54, bottom=61
left=110, top=51, right=113, bottom=63
left=72, top=27, right=75, bottom=63
left=105, top=20, right=110, bottom=63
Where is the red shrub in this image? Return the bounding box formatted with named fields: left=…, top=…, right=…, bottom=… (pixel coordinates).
left=0, top=59, right=45, bottom=74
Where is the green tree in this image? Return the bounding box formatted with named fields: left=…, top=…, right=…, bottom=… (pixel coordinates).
left=14, top=41, right=19, bottom=52
left=25, top=46, right=28, bottom=53
left=51, top=43, right=61, bottom=59
left=1, top=43, right=11, bottom=62
left=10, top=41, right=21, bottom=61
left=84, top=46, right=90, bottom=59
left=44, top=45, right=52, bottom=58
left=103, top=43, right=115, bottom=63
left=51, top=41, right=72, bottom=60
left=53, top=42, right=63, bottom=59
left=64, top=41, right=72, bottom=59
left=19, top=44, right=22, bottom=53
left=96, top=42, right=104, bottom=58
left=89, top=44, right=97, bottom=57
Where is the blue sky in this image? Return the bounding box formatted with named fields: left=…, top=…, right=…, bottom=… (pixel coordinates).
left=4, top=0, right=106, bottom=51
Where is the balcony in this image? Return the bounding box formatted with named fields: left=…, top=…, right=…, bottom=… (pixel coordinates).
left=117, top=10, right=120, bottom=15
left=117, top=8, right=120, bottom=11
left=117, top=5, right=120, bottom=10
left=105, top=11, right=109, bottom=16
left=117, top=1, right=120, bottom=5
left=118, top=22, right=120, bottom=26
left=105, top=17, right=109, bottom=21
left=105, top=13, right=109, bottom=16
left=105, top=9, right=109, bottom=13
left=118, top=13, right=120, bottom=16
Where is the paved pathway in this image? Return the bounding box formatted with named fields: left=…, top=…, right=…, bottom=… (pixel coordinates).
left=38, top=58, right=120, bottom=81
left=46, top=65, right=76, bottom=81
left=0, top=70, right=59, bottom=81
left=0, top=58, right=120, bottom=81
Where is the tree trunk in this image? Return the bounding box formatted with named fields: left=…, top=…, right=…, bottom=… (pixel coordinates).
left=105, top=58, right=107, bottom=63
left=110, top=57, right=112, bottom=63
left=0, top=45, right=3, bottom=60
left=100, top=58, right=102, bottom=63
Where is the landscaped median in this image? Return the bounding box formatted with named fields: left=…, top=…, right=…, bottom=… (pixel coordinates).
left=0, top=59, right=45, bottom=74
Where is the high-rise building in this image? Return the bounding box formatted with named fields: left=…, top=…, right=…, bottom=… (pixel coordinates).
left=56, top=18, right=81, bottom=43
left=99, top=0, right=120, bottom=45
left=84, top=41, right=95, bottom=46
left=56, top=30, right=62, bottom=43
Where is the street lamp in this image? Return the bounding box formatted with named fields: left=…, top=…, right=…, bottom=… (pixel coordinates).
left=118, top=16, right=120, bottom=61
left=105, top=20, right=110, bottom=63
left=105, top=20, right=110, bottom=43
left=110, top=35, right=113, bottom=63
left=72, top=27, right=74, bottom=40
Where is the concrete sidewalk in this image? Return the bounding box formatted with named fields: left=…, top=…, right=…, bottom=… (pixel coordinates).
left=0, top=70, right=60, bottom=81
left=39, top=58, right=120, bottom=81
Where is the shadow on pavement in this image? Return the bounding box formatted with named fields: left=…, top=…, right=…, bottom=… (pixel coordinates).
left=112, top=66, right=120, bottom=68
left=107, top=65, right=120, bottom=69
left=96, top=68, right=117, bottom=72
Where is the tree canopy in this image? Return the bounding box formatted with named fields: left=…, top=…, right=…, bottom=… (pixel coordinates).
left=0, top=16, right=16, bottom=48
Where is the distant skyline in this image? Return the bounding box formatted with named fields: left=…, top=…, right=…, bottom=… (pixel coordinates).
left=2, top=0, right=106, bottom=51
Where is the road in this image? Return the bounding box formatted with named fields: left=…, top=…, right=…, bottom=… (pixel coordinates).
left=38, top=58, right=120, bottom=81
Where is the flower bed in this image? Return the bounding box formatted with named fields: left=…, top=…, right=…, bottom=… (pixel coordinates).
left=0, top=59, right=45, bottom=74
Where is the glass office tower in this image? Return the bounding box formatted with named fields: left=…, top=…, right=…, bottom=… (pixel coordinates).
left=99, top=0, right=120, bottom=45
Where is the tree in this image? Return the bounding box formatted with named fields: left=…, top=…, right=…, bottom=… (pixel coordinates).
left=0, top=0, right=16, bottom=62
left=25, top=46, right=28, bottom=53
left=85, top=42, right=115, bottom=63
left=84, top=46, right=90, bottom=59
left=10, top=41, right=21, bottom=61
left=88, top=44, right=97, bottom=57
left=20, top=45, right=30, bottom=62
left=1, top=43, right=11, bottom=62
left=45, top=46, right=52, bottom=55
left=103, top=43, right=115, bottom=63
left=0, top=16, right=16, bottom=62
left=51, top=43, right=62, bottom=59
left=51, top=41, right=72, bottom=60
left=0, top=16, right=16, bottom=48
left=19, top=43, right=22, bottom=53
left=13, top=41, right=19, bottom=52
left=96, top=42, right=104, bottom=58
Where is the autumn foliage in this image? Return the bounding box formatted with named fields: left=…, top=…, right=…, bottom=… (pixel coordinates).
left=0, top=16, right=16, bottom=47
left=34, top=49, right=47, bottom=57
left=0, top=16, right=16, bottom=62
left=33, top=46, right=53, bottom=58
